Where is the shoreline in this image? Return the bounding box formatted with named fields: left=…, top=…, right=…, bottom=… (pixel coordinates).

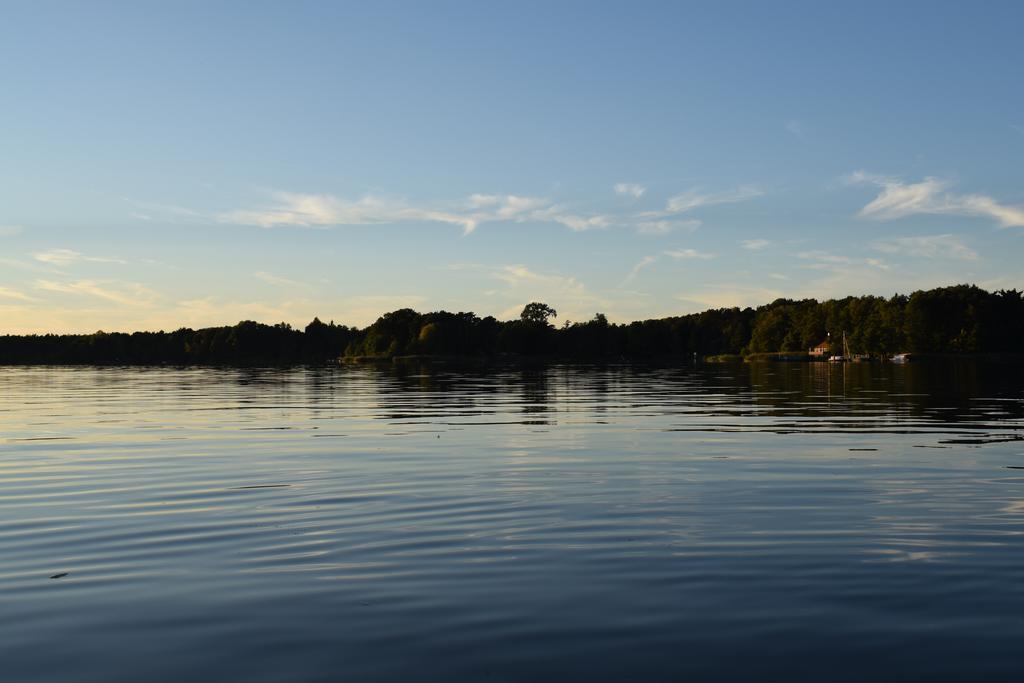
left=5, top=352, right=1021, bottom=369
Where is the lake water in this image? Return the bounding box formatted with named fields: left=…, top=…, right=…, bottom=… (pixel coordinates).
left=2, top=362, right=1024, bottom=681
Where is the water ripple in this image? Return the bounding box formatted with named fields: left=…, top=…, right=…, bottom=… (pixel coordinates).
left=1, top=362, right=1023, bottom=681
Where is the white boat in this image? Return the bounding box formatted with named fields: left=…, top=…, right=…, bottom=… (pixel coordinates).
left=828, top=331, right=852, bottom=362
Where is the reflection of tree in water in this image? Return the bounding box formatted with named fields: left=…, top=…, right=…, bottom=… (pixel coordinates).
left=350, top=362, right=569, bottom=425
left=519, top=367, right=551, bottom=422
left=893, top=361, right=1024, bottom=424
left=583, top=366, right=611, bottom=415
left=230, top=366, right=308, bottom=411
left=741, top=359, right=1024, bottom=430
left=371, top=362, right=498, bottom=422
left=285, top=360, right=1022, bottom=435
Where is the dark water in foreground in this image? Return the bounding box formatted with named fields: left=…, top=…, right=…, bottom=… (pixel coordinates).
left=2, top=361, right=1024, bottom=682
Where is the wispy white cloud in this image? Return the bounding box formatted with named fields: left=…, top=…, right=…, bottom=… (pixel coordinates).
left=0, top=225, right=24, bottom=236
left=664, top=185, right=764, bottom=214
left=220, top=183, right=764, bottom=237
left=220, top=192, right=482, bottom=234
left=677, top=285, right=786, bottom=311
left=850, top=172, right=1024, bottom=228
left=681, top=253, right=939, bottom=314
left=797, top=250, right=853, bottom=265
left=870, top=234, right=978, bottom=261
left=492, top=265, right=590, bottom=298
left=741, top=238, right=770, bottom=250
left=0, top=293, right=334, bottom=335
left=797, top=249, right=893, bottom=273
left=528, top=205, right=613, bottom=232
left=342, top=295, right=429, bottom=322
left=635, top=219, right=701, bottom=235
left=219, top=191, right=618, bottom=235
left=33, top=249, right=126, bottom=266
left=445, top=263, right=610, bottom=321
left=0, top=286, right=35, bottom=301
left=614, top=183, right=646, bottom=198
left=621, top=255, right=657, bottom=285
left=786, top=120, right=803, bottom=137
left=0, top=257, right=57, bottom=274
left=254, top=271, right=312, bottom=288
left=34, top=249, right=81, bottom=266
left=35, top=279, right=156, bottom=306
left=466, top=194, right=549, bottom=217
left=468, top=195, right=608, bottom=232
left=123, top=198, right=203, bottom=222
left=664, top=248, right=715, bottom=260
left=976, top=274, right=1024, bottom=293
left=158, top=294, right=421, bottom=331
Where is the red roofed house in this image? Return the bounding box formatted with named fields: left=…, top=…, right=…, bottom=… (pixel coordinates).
left=808, top=338, right=831, bottom=358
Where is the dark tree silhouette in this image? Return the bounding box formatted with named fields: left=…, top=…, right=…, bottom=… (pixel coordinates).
left=1, top=285, right=1021, bottom=365
left=520, top=302, right=558, bottom=326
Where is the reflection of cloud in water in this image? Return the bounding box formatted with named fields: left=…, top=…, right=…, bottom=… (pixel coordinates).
left=863, top=548, right=964, bottom=563
left=1001, top=500, right=1024, bottom=514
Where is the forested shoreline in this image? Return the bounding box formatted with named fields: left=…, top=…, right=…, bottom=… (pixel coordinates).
left=2, top=284, right=1022, bottom=365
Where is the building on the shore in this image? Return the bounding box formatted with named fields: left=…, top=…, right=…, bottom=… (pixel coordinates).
left=809, top=338, right=831, bottom=358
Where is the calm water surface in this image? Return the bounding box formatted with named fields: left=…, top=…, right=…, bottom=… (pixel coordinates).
left=2, top=362, right=1023, bottom=681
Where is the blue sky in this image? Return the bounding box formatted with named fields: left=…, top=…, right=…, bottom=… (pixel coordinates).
left=2, top=1, right=1023, bottom=333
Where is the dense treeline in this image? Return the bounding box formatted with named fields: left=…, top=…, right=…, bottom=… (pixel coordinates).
left=745, top=285, right=1024, bottom=356
left=1, top=285, right=1022, bottom=364
left=0, top=318, right=357, bottom=365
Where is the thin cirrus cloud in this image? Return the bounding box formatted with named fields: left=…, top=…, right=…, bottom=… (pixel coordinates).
left=796, top=250, right=894, bottom=275
left=796, top=250, right=855, bottom=268
left=219, top=193, right=482, bottom=234
left=797, top=250, right=851, bottom=263
left=870, top=234, right=979, bottom=261
left=123, top=198, right=203, bottom=222
left=850, top=171, right=1024, bottom=228
left=630, top=186, right=762, bottom=231
left=220, top=184, right=764, bottom=236
left=621, top=255, right=657, bottom=285
left=664, top=248, right=715, bottom=260
left=254, top=271, right=313, bottom=288
left=741, top=239, right=770, bottom=250
left=662, top=186, right=764, bottom=214
left=0, top=286, right=35, bottom=301
left=35, top=279, right=156, bottom=306
left=636, top=219, right=701, bottom=235
left=33, top=249, right=126, bottom=266
left=218, top=192, right=615, bottom=235
left=492, top=264, right=590, bottom=298
left=678, top=284, right=786, bottom=311
left=614, top=183, right=647, bottom=198
left=443, top=262, right=591, bottom=298
left=444, top=262, right=609, bottom=320
left=621, top=247, right=715, bottom=286
left=527, top=204, right=613, bottom=232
